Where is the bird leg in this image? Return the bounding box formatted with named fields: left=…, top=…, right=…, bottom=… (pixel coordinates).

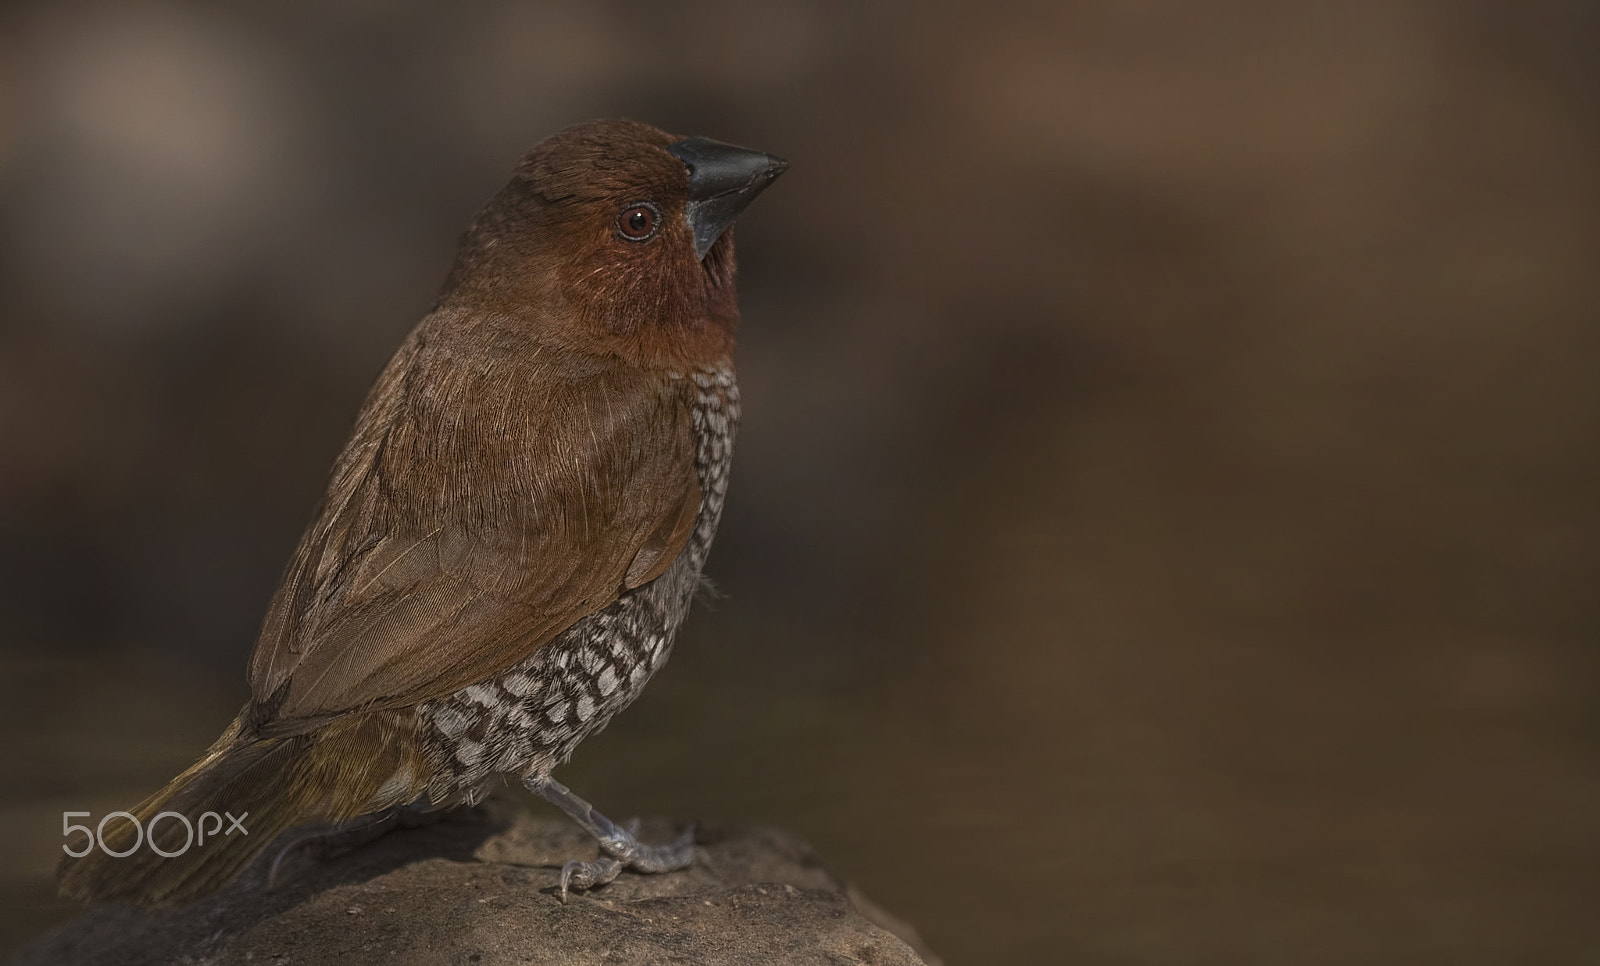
left=522, top=774, right=696, bottom=901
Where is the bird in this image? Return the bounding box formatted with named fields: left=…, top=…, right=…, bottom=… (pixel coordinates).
left=58, top=118, right=786, bottom=906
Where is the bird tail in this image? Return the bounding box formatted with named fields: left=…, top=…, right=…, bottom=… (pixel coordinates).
left=58, top=710, right=429, bottom=907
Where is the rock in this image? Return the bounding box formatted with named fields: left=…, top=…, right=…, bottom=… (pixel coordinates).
left=10, top=800, right=935, bottom=966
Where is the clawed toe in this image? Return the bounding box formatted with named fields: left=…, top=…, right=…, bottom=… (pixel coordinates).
left=559, top=856, right=623, bottom=902
left=557, top=825, right=697, bottom=898
left=628, top=823, right=696, bottom=873
left=263, top=804, right=434, bottom=891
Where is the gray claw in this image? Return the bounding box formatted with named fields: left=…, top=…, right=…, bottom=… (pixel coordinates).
left=629, top=824, right=696, bottom=874
left=559, top=856, right=623, bottom=902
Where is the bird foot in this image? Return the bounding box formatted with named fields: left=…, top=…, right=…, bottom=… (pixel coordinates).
left=557, top=823, right=696, bottom=901
left=524, top=774, right=698, bottom=902
left=265, top=802, right=438, bottom=890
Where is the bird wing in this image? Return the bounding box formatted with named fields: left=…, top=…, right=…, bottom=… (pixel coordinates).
left=247, top=344, right=703, bottom=728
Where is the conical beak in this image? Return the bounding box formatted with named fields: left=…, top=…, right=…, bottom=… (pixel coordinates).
left=668, top=137, right=788, bottom=260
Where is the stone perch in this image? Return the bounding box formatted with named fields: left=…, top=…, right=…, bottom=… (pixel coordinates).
left=11, top=801, right=937, bottom=966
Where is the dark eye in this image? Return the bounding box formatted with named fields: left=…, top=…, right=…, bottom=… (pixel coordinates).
left=617, top=202, right=661, bottom=241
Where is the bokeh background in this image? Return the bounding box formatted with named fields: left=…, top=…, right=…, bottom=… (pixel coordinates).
left=3, top=2, right=1599, bottom=963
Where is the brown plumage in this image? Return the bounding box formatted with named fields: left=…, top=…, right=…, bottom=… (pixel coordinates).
left=59, top=119, right=785, bottom=906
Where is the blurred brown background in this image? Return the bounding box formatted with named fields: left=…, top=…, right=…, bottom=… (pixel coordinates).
left=3, top=2, right=1599, bottom=963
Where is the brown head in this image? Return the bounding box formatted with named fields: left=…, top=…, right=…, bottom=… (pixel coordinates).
left=438, top=118, right=787, bottom=372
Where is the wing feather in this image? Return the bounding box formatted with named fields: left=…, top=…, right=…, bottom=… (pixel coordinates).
left=248, top=323, right=700, bottom=729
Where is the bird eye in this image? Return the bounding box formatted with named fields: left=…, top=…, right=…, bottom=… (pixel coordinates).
left=617, top=202, right=661, bottom=241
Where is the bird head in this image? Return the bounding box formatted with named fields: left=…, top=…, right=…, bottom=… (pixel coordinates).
left=438, top=119, right=786, bottom=372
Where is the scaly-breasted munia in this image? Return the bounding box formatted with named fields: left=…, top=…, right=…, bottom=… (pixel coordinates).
left=59, top=119, right=786, bottom=906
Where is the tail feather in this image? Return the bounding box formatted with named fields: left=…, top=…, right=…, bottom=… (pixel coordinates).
left=58, top=710, right=429, bottom=907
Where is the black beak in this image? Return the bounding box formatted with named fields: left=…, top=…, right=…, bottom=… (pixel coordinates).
left=668, top=137, right=788, bottom=260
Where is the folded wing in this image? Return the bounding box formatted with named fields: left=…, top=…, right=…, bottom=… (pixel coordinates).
left=248, top=335, right=701, bottom=730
